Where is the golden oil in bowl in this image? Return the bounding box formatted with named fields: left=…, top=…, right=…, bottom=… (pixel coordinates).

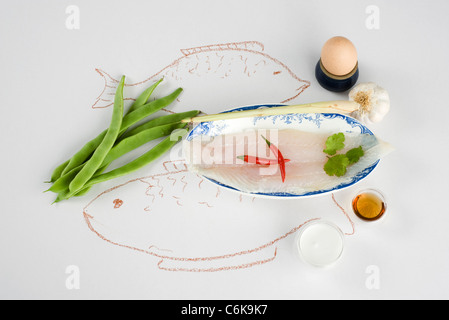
left=352, top=189, right=386, bottom=221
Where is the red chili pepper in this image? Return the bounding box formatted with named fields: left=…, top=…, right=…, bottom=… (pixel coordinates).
left=237, top=155, right=290, bottom=165
left=261, top=135, right=286, bottom=182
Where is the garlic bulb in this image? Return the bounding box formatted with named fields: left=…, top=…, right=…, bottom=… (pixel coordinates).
left=349, top=82, right=390, bottom=123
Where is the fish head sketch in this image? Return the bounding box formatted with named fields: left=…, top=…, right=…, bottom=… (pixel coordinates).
left=92, top=41, right=310, bottom=113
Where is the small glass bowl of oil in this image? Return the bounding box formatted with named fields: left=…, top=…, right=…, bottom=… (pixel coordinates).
left=352, top=188, right=387, bottom=222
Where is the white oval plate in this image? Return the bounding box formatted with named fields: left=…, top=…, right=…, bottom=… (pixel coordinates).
left=185, top=104, right=379, bottom=198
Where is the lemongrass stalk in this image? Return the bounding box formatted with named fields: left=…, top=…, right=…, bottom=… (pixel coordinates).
left=182, top=100, right=359, bottom=123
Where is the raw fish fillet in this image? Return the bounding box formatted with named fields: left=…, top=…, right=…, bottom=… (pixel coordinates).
left=184, top=129, right=391, bottom=195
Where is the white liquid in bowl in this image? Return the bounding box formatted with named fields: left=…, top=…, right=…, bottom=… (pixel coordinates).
left=296, top=221, right=344, bottom=267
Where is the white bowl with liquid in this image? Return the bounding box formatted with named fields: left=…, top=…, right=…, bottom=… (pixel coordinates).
left=295, top=220, right=345, bottom=267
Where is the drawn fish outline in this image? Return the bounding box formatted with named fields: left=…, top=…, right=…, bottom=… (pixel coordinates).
left=92, top=41, right=310, bottom=114
left=82, top=160, right=355, bottom=272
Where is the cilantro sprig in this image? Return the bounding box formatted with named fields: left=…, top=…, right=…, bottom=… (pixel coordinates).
left=324, top=154, right=349, bottom=177
left=323, top=132, right=345, bottom=156
left=346, top=146, right=364, bottom=164
left=323, top=133, right=365, bottom=177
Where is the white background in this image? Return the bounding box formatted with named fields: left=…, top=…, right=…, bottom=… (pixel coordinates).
left=1, top=0, right=448, bottom=299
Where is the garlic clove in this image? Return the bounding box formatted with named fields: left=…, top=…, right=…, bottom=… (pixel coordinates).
left=348, top=82, right=390, bottom=123
left=368, top=109, right=385, bottom=123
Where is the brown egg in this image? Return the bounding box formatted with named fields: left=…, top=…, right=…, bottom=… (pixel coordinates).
left=321, top=36, right=357, bottom=76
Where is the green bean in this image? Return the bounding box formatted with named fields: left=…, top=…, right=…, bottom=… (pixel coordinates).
left=47, top=165, right=82, bottom=194
left=48, top=122, right=186, bottom=195
left=59, top=87, right=182, bottom=176
left=102, top=122, right=187, bottom=167
left=54, top=129, right=186, bottom=203
left=52, top=166, right=107, bottom=203
left=119, top=88, right=183, bottom=133
left=70, top=183, right=94, bottom=198
left=68, top=76, right=126, bottom=194
left=119, top=110, right=200, bottom=141
left=71, top=123, right=187, bottom=199
left=126, top=78, right=163, bottom=114
left=60, top=131, right=106, bottom=176
left=52, top=195, right=63, bottom=204
left=49, top=79, right=189, bottom=203
left=49, top=159, right=70, bottom=183
left=72, top=128, right=188, bottom=195
left=53, top=79, right=164, bottom=180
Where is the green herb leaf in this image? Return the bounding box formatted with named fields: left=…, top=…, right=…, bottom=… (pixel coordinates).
left=346, top=146, right=364, bottom=165
left=324, top=154, right=350, bottom=177
left=323, top=132, right=345, bottom=155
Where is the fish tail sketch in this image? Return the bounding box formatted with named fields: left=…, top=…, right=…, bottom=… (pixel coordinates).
left=92, top=69, right=142, bottom=109
left=92, top=69, right=120, bottom=109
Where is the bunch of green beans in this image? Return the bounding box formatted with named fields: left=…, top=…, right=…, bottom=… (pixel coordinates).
left=46, top=76, right=200, bottom=203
